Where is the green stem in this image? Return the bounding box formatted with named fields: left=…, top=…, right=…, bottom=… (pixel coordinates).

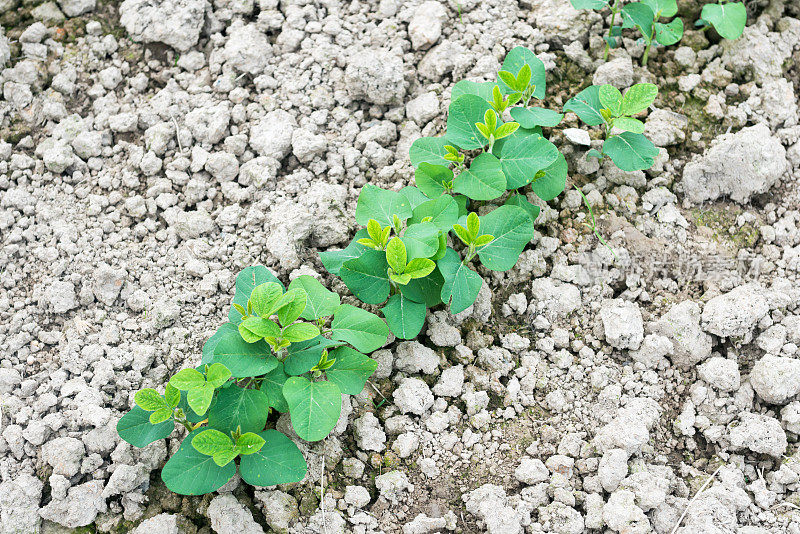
left=604, top=0, right=620, bottom=61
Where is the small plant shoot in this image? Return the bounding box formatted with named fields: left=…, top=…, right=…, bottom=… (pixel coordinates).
left=564, top=82, right=660, bottom=172
left=621, top=0, right=683, bottom=65
left=117, top=267, right=388, bottom=495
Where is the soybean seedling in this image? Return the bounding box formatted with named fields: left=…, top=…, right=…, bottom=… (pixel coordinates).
left=575, top=186, right=617, bottom=261
left=564, top=82, right=660, bottom=172
left=621, top=0, right=684, bottom=65
left=696, top=1, right=747, bottom=40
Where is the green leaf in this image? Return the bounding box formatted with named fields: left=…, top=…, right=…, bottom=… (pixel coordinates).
left=603, top=131, right=660, bottom=171
left=355, top=184, right=413, bottom=227
left=260, top=362, right=290, bottom=412
left=326, top=347, right=379, bottom=394
left=405, top=258, right=435, bottom=279
left=452, top=223, right=470, bottom=245
left=202, top=323, right=238, bottom=365
left=642, top=0, right=677, bottom=17
left=149, top=408, right=173, bottom=425
left=213, top=449, right=238, bottom=467
left=382, top=294, right=427, bottom=340
left=533, top=152, right=568, bottom=201
left=282, top=322, right=321, bottom=342
left=510, top=107, right=564, bottom=128
left=701, top=2, right=746, bottom=40
left=477, top=205, right=535, bottom=271
left=213, top=331, right=278, bottom=378
left=283, top=377, right=342, bottom=442
left=654, top=18, right=683, bottom=45
left=399, top=185, right=430, bottom=209
left=564, top=85, right=605, bottom=126
left=409, top=195, right=458, bottom=231
left=599, top=84, right=623, bottom=116
left=207, top=387, right=270, bottom=434
left=451, top=80, right=496, bottom=102
left=498, top=46, right=547, bottom=99
left=177, top=390, right=206, bottom=424
left=284, top=337, right=343, bottom=376
left=613, top=116, right=646, bottom=134
left=235, top=432, right=266, bottom=456
left=339, top=249, right=391, bottom=305
left=249, top=282, right=283, bottom=318
left=409, top=136, right=450, bottom=168
left=192, top=429, right=234, bottom=456
left=319, top=229, right=370, bottom=276
left=570, top=0, right=609, bottom=8
left=238, top=430, right=307, bottom=487
left=229, top=266, right=283, bottom=324
left=401, top=222, right=440, bottom=260
left=161, top=429, right=236, bottom=495
left=386, top=237, right=407, bottom=274
left=446, top=95, right=493, bottom=150
left=399, top=267, right=445, bottom=307
left=117, top=406, right=174, bottom=448
left=454, top=153, right=506, bottom=200
left=205, top=363, right=231, bottom=388
left=135, top=388, right=167, bottom=411
left=187, top=382, right=215, bottom=416
left=272, top=288, right=306, bottom=327
left=466, top=212, right=480, bottom=239
left=331, top=304, right=390, bottom=353
left=286, top=276, right=340, bottom=320
left=415, top=163, right=453, bottom=198
left=438, top=248, right=483, bottom=314
left=505, top=194, right=541, bottom=223
left=496, top=130, right=559, bottom=189
left=165, top=383, right=181, bottom=408
left=239, top=317, right=281, bottom=342
left=620, top=83, right=658, bottom=115
left=622, top=2, right=655, bottom=42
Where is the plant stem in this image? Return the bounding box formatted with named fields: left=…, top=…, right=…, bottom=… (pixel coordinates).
left=604, top=0, right=620, bottom=60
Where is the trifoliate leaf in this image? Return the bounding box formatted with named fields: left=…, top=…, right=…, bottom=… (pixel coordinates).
left=229, top=266, right=283, bottom=324
left=404, top=258, right=435, bottom=279
left=149, top=408, right=173, bottom=425
left=239, top=317, right=281, bottom=343
left=282, top=322, right=321, bottom=342
left=497, top=46, right=547, bottom=99
left=134, top=388, right=167, bottom=411
left=386, top=237, right=407, bottom=274
left=205, top=363, right=231, bottom=389
left=599, top=84, right=623, bottom=116
left=170, top=369, right=205, bottom=391
left=613, top=117, right=646, bottom=134
left=620, top=83, right=659, bottom=115
left=187, top=382, right=215, bottom=416
left=192, top=429, right=234, bottom=456
left=249, top=282, right=283, bottom=318
left=235, top=432, right=266, bottom=456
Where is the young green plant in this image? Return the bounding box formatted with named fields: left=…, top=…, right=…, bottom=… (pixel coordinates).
left=570, top=0, right=624, bottom=59
left=564, top=82, right=660, bottom=172
left=621, top=0, right=683, bottom=65
left=117, top=266, right=388, bottom=495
